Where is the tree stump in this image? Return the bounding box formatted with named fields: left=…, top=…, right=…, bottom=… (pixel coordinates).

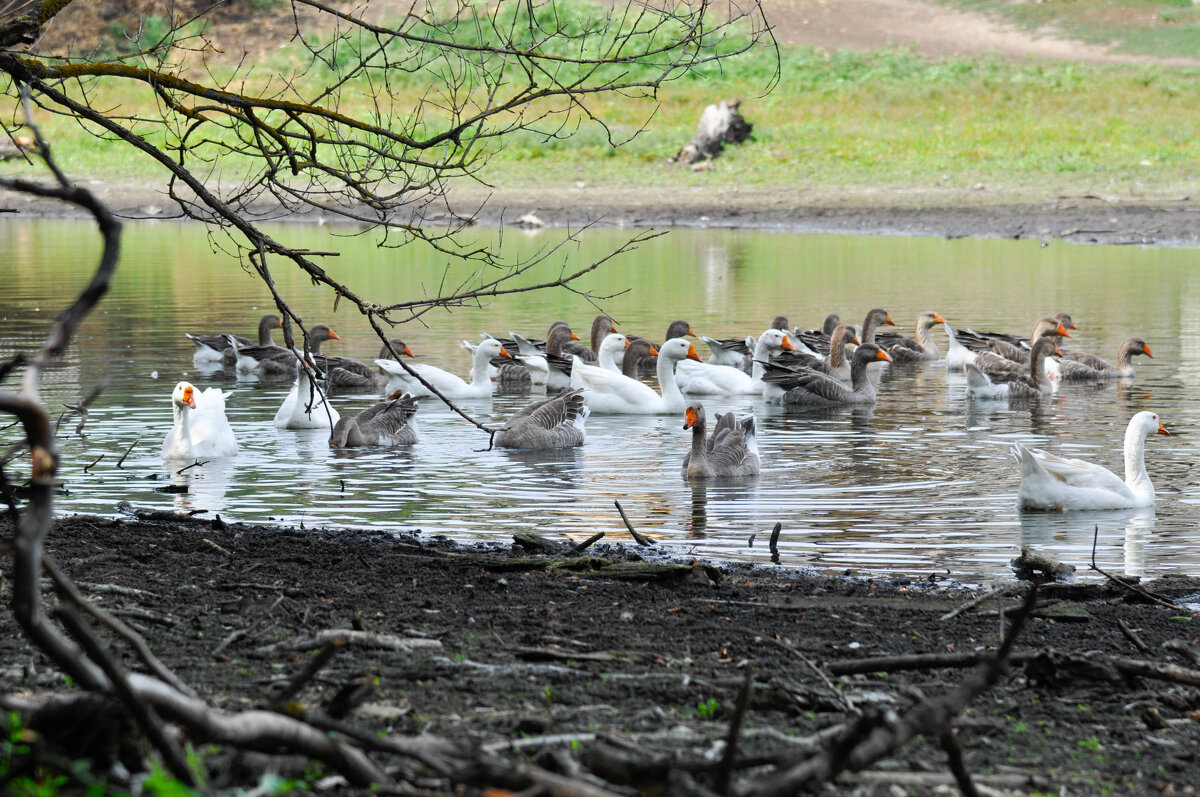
left=671, top=98, right=753, bottom=165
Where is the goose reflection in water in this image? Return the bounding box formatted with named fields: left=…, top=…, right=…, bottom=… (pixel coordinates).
left=1123, top=508, right=1156, bottom=578
left=167, top=457, right=237, bottom=516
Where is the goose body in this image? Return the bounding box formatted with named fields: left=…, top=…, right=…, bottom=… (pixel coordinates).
left=945, top=315, right=1072, bottom=372
left=681, top=402, right=760, bottom=479
left=1011, top=412, right=1169, bottom=510
left=965, top=337, right=1058, bottom=399
left=494, top=388, right=590, bottom=450
left=571, top=337, right=701, bottom=414
left=161, top=381, right=238, bottom=459
left=325, top=339, right=414, bottom=392
left=227, top=323, right=339, bottom=375
left=329, top=392, right=418, bottom=447
left=1057, top=337, right=1153, bottom=381
left=879, top=311, right=945, bottom=363
left=762, top=343, right=892, bottom=406
left=376, top=338, right=511, bottom=399
left=677, top=328, right=795, bottom=395
left=187, top=313, right=282, bottom=365
left=767, top=323, right=858, bottom=390
left=275, top=362, right=340, bottom=429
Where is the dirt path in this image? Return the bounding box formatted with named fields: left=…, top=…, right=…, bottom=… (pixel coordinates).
left=768, top=0, right=1200, bottom=66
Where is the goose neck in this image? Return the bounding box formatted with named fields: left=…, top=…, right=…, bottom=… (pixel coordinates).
left=470, top=350, right=493, bottom=384
left=916, top=322, right=940, bottom=357
left=657, top=354, right=685, bottom=404
left=1123, top=424, right=1153, bottom=490
left=849, top=355, right=873, bottom=394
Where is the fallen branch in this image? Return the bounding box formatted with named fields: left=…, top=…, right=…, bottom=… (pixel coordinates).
left=251, top=629, right=443, bottom=657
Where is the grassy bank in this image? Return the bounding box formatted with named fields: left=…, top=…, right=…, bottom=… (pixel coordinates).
left=3, top=2, right=1200, bottom=207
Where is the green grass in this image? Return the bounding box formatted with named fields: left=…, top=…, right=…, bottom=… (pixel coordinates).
left=4, top=1, right=1200, bottom=207
left=940, top=0, right=1200, bottom=59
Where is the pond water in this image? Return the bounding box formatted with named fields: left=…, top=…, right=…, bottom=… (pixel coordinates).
left=2, top=217, right=1200, bottom=585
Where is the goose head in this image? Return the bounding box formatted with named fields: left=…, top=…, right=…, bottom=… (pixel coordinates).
left=1031, top=317, right=1072, bottom=342
left=853, top=343, right=892, bottom=365
left=306, top=324, right=341, bottom=353
left=1055, top=312, right=1077, bottom=331
left=329, top=417, right=354, bottom=448
left=378, top=338, right=414, bottom=359
left=917, top=311, right=946, bottom=330
left=172, top=381, right=197, bottom=410
left=822, top=313, right=841, bottom=336
left=757, top=328, right=795, bottom=353
left=832, top=323, right=860, bottom=347
left=590, top=315, right=618, bottom=351
left=626, top=338, right=659, bottom=359
left=864, top=308, right=895, bottom=327
left=1133, top=411, right=1170, bottom=438
left=683, top=402, right=706, bottom=430
left=548, top=320, right=580, bottom=341
left=599, top=333, right=629, bottom=357
left=659, top=337, right=703, bottom=363
left=771, top=315, right=789, bottom=331
left=1127, top=337, right=1153, bottom=359
left=476, top=338, right=511, bottom=362
left=666, top=320, right=695, bottom=339
left=258, top=314, right=284, bottom=343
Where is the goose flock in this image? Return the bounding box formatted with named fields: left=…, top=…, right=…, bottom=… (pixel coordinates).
left=171, top=309, right=1165, bottom=510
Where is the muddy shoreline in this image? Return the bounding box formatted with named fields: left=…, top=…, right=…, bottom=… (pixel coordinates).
left=2, top=511, right=1199, bottom=794
left=5, top=181, right=1200, bottom=246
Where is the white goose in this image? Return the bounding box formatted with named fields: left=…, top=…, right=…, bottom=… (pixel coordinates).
left=376, top=338, right=512, bottom=399
left=275, top=361, right=340, bottom=429
left=161, top=381, right=238, bottom=459
left=1010, top=411, right=1170, bottom=511
left=676, top=328, right=796, bottom=395
left=570, top=337, right=701, bottom=414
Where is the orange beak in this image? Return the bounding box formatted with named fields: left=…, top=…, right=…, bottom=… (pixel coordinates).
left=875, top=349, right=892, bottom=363
left=623, top=338, right=631, bottom=349
left=403, top=345, right=415, bottom=357
left=780, top=337, right=796, bottom=352
left=687, top=327, right=696, bottom=337
left=684, top=407, right=698, bottom=429
left=182, top=387, right=196, bottom=409
left=328, top=329, right=341, bottom=340
left=1056, top=323, right=1071, bottom=338
left=1054, top=346, right=1062, bottom=356
left=686, top=343, right=702, bottom=363
left=610, top=322, right=619, bottom=332
left=277, top=319, right=284, bottom=328
left=388, top=389, right=405, bottom=399
left=1143, top=344, right=1154, bottom=358
left=1068, top=319, right=1078, bottom=330
left=648, top=344, right=660, bottom=356
left=1158, top=422, right=1170, bottom=437
left=498, top=345, right=513, bottom=359
left=885, top=314, right=895, bottom=326
left=853, top=334, right=861, bottom=345
left=934, top=313, right=946, bottom=323
left=570, top=331, right=581, bottom=341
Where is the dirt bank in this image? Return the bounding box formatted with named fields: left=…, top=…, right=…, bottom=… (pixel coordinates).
left=2, top=511, right=1199, bottom=794
left=5, top=179, right=1200, bottom=246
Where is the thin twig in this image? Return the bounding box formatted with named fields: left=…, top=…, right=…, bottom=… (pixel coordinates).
left=715, top=667, right=754, bottom=795
left=1089, top=525, right=1178, bottom=609
left=614, top=500, right=652, bottom=546
left=115, top=439, right=138, bottom=468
